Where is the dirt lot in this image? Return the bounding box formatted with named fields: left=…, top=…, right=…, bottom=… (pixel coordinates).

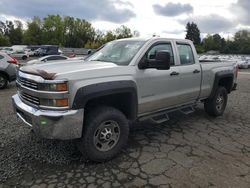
left=0, top=69, right=250, bottom=187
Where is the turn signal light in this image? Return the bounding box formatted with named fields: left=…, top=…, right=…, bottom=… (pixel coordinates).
left=56, top=83, right=67, bottom=91
left=55, top=99, right=68, bottom=107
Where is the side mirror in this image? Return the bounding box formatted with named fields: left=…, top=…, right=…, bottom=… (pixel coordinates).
left=139, top=51, right=171, bottom=70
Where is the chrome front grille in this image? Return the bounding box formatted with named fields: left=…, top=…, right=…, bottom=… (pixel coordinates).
left=16, top=71, right=69, bottom=110
left=18, top=77, right=38, bottom=90
left=17, top=71, right=40, bottom=106
left=18, top=91, right=40, bottom=105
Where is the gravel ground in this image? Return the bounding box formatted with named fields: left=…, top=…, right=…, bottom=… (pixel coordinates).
left=0, top=70, right=250, bottom=187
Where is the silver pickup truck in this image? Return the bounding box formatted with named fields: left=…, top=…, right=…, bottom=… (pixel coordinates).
left=12, top=37, right=238, bottom=162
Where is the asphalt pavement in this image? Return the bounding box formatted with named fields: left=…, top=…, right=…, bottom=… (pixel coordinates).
left=0, top=68, right=250, bottom=187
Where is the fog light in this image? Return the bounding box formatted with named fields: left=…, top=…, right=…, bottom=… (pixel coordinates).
left=40, top=98, right=69, bottom=108
left=55, top=99, right=68, bottom=107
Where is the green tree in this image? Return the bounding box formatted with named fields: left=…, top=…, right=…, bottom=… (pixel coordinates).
left=212, top=34, right=222, bottom=51
left=103, top=31, right=117, bottom=43
left=42, top=15, right=64, bottom=45
left=4, top=20, right=23, bottom=45
left=115, top=25, right=133, bottom=39
left=185, top=22, right=201, bottom=45
left=73, top=18, right=95, bottom=47
left=202, top=34, right=227, bottom=53
left=0, top=21, right=6, bottom=34
left=0, top=34, right=10, bottom=46
left=63, top=17, right=95, bottom=47
left=23, top=17, right=43, bottom=45
left=203, top=35, right=214, bottom=51
left=233, top=30, right=250, bottom=54
left=0, top=21, right=10, bottom=46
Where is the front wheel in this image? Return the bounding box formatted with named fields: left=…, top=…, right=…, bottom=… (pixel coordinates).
left=204, top=86, right=228, bottom=117
left=78, top=106, right=129, bottom=162
left=0, top=74, right=8, bottom=89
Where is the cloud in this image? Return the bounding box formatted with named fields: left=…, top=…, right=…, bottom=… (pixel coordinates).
left=231, top=0, right=250, bottom=25
left=0, top=0, right=136, bottom=23
left=179, top=14, right=235, bottom=33
left=153, top=3, right=193, bottom=17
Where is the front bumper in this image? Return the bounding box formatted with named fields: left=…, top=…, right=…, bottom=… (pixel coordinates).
left=12, top=94, right=84, bottom=140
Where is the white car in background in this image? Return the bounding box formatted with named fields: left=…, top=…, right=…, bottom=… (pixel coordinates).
left=25, top=55, right=70, bottom=65
left=24, top=49, right=36, bottom=56
left=10, top=50, right=29, bottom=60
left=0, top=52, right=18, bottom=89
left=0, top=47, right=14, bottom=55
left=236, top=58, right=250, bottom=69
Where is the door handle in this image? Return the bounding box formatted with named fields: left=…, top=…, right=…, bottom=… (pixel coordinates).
left=170, top=71, right=179, bottom=76
left=193, top=69, right=200, bottom=74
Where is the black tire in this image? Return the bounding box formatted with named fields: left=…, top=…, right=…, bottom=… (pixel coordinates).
left=78, top=106, right=129, bottom=162
left=204, top=86, right=228, bottom=117
left=22, top=56, right=27, bottom=60
left=0, top=74, right=8, bottom=89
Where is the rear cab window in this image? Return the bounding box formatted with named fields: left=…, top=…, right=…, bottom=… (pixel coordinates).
left=176, top=43, right=195, bottom=65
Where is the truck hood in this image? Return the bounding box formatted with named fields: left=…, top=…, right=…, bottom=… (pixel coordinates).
left=20, top=60, right=118, bottom=79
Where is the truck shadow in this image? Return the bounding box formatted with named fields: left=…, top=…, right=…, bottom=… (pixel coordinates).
left=26, top=106, right=210, bottom=164
left=1, top=106, right=212, bottom=182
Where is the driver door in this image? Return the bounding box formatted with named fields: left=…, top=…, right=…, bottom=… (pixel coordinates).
left=136, top=42, right=182, bottom=114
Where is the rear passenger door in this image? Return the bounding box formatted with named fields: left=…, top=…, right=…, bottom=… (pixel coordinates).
left=176, top=43, right=201, bottom=102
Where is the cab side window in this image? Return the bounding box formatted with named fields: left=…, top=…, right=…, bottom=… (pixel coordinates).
left=147, top=43, right=175, bottom=66
left=177, top=43, right=195, bottom=65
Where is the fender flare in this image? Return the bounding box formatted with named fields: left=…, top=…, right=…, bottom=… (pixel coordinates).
left=209, top=71, right=234, bottom=98
left=72, top=80, right=138, bottom=119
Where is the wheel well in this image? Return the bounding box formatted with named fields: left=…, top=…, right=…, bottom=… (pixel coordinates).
left=0, top=71, right=9, bottom=81
left=85, top=93, right=137, bottom=120
left=218, top=77, right=233, bottom=93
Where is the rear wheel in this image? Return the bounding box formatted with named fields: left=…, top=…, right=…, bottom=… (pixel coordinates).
left=22, top=56, right=27, bottom=60
left=0, top=74, right=8, bottom=89
left=204, top=86, right=228, bottom=116
left=78, top=106, right=129, bottom=162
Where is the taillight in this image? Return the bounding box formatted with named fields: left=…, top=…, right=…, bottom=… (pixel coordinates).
left=7, top=57, right=18, bottom=65
left=236, top=65, right=239, bottom=78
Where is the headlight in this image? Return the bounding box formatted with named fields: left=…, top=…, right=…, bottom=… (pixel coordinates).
left=49, top=83, right=68, bottom=91
left=40, top=82, right=68, bottom=92
left=40, top=98, right=69, bottom=108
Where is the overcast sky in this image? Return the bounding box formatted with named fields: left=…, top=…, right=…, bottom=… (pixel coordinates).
left=0, top=0, right=249, bottom=38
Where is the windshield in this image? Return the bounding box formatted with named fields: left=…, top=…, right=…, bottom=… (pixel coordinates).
left=86, top=40, right=145, bottom=65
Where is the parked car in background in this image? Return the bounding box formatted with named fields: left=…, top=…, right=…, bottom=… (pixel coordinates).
left=34, top=45, right=60, bottom=56
left=58, top=49, right=63, bottom=55
left=27, top=45, right=40, bottom=51
left=26, top=55, right=69, bottom=65
left=11, top=45, right=27, bottom=52
left=34, top=48, right=45, bottom=56
left=10, top=50, right=29, bottom=60
left=24, top=49, right=36, bottom=56
left=0, top=52, right=18, bottom=89
left=0, top=47, right=14, bottom=55
left=237, top=60, right=249, bottom=69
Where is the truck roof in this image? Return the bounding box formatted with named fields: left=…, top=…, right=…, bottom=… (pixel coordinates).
left=116, top=37, right=193, bottom=43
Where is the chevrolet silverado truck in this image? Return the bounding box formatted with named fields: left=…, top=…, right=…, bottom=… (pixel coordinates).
left=12, top=37, right=238, bottom=162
